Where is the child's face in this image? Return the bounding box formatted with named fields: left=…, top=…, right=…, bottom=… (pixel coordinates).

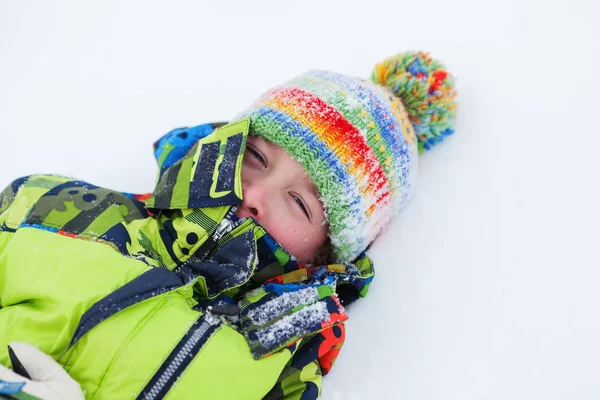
left=235, top=136, right=328, bottom=264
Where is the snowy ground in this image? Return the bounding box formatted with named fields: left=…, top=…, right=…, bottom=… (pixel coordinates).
left=2, top=1, right=600, bottom=399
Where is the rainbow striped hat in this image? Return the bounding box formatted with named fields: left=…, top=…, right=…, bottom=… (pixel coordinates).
left=237, top=52, right=457, bottom=263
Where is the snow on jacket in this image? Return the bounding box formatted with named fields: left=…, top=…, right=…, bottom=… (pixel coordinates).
left=0, top=119, right=374, bottom=399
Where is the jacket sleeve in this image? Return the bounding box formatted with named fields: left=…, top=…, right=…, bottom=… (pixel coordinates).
left=263, top=324, right=346, bottom=400
left=247, top=257, right=374, bottom=400
left=236, top=274, right=350, bottom=400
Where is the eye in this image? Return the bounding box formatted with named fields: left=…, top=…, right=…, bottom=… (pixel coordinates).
left=291, top=193, right=311, bottom=221
left=247, top=145, right=267, bottom=167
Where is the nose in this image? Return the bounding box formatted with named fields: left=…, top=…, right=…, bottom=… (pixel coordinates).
left=239, top=180, right=269, bottom=221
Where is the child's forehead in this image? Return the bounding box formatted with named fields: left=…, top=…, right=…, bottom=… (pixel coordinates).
left=247, top=134, right=274, bottom=147
left=247, top=135, right=291, bottom=160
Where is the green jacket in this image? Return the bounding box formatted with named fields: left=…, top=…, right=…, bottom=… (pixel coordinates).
left=0, top=119, right=374, bottom=399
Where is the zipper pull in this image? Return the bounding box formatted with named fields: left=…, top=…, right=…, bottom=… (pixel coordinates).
left=213, top=218, right=233, bottom=242
left=189, top=208, right=237, bottom=261
left=207, top=303, right=240, bottom=317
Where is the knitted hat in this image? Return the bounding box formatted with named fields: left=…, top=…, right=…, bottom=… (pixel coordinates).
left=236, top=51, right=457, bottom=264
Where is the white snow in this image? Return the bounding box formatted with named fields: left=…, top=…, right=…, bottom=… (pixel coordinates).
left=1, top=1, right=600, bottom=399
left=247, top=287, right=320, bottom=326
left=256, top=301, right=330, bottom=349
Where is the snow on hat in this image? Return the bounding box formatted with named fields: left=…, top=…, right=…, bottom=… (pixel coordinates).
left=237, top=51, right=457, bottom=263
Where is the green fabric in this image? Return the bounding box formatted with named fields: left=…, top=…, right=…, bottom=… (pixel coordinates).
left=0, top=228, right=290, bottom=399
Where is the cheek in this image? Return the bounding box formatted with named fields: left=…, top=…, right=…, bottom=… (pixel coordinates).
left=240, top=159, right=256, bottom=181
left=263, top=220, right=325, bottom=263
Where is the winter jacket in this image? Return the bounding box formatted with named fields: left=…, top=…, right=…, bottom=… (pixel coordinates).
left=0, top=119, right=374, bottom=400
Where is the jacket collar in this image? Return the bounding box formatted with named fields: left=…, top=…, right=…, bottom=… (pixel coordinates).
left=146, top=119, right=249, bottom=210
left=180, top=210, right=375, bottom=307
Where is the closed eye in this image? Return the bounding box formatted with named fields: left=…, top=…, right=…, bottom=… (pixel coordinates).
left=247, top=145, right=267, bottom=167
left=291, top=193, right=311, bottom=221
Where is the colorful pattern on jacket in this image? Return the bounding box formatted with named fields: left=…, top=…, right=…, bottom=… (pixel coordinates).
left=0, top=119, right=374, bottom=400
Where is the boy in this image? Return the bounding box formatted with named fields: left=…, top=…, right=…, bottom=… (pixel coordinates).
left=0, top=51, right=456, bottom=399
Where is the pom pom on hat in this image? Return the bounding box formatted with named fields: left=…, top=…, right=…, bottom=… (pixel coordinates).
left=371, top=51, right=457, bottom=153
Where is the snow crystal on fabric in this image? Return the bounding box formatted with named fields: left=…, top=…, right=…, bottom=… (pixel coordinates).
left=247, top=287, right=320, bottom=326
left=256, top=301, right=329, bottom=349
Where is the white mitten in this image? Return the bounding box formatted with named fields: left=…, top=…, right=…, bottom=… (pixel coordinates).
left=0, top=342, right=84, bottom=400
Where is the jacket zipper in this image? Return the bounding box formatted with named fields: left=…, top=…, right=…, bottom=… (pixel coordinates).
left=137, top=313, right=220, bottom=400
left=192, top=207, right=240, bottom=261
